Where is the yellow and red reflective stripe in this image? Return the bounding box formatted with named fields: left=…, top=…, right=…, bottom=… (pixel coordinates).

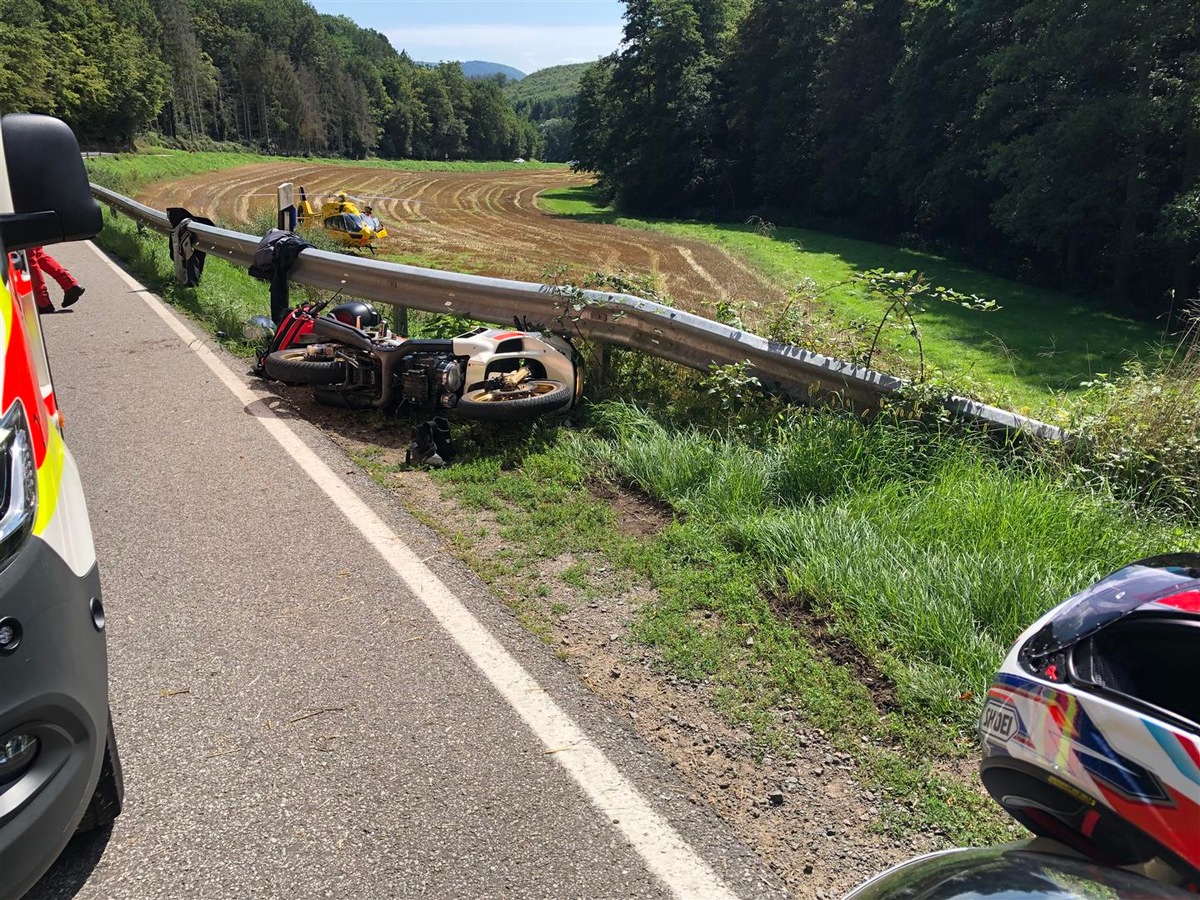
left=2, top=257, right=65, bottom=535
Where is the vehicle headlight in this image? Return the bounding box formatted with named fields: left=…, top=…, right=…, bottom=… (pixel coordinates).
left=0, top=400, right=37, bottom=570
left=0, top=733, right=38, bottom=785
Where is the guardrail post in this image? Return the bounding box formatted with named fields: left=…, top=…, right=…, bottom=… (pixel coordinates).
left=277, top=182, right=297, bottom=232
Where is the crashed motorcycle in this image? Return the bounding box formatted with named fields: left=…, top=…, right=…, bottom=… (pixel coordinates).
left=247, top=299, right=582, bottom=422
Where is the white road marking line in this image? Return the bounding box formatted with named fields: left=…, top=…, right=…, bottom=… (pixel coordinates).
left=86, top=242, right=742, bottom=900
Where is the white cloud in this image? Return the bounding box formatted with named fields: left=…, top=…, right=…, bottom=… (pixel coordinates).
left=384, top=23, right=621, bottom=73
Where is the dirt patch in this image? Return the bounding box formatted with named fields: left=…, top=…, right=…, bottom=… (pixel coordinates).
left=135, top=162, right=788, bottom=316
left=589, top=479, right=674, bottom=540
left=770, top=599, right=902, bottom=717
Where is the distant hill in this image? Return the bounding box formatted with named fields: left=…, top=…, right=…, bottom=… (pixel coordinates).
left=505, top=62, right=594, bottom=122
left=461, top=61, right=526, bottom=81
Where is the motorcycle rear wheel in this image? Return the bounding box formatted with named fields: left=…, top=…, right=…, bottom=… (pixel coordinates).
left=456, top=379, right=572, bottom=421
left=264, top=348, right=344, bottom=385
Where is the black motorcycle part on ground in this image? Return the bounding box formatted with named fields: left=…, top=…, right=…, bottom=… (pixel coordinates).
left=263, top=349, right=345, bottom=385
left=456, top=380, right=572, bottom=422
left=312, top=386, right=377, bottom=410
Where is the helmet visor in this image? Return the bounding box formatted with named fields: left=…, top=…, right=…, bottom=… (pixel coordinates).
left=1024, top=554, right=1200, bottom=659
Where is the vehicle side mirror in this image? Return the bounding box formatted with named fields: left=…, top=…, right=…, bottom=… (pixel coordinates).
left=0, top=114, right=102, bottom=252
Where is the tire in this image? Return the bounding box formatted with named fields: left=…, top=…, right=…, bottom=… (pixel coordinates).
left=76, top=713, right=124, bottom=832
left=264, top=348, right=344, bottom=385
left=312, top=387, right=377, bottom=410
left=456, top=379, right=572, bottom=422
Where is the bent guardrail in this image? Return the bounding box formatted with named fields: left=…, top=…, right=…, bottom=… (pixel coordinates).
left=91, top=183, right=1066, bottom=440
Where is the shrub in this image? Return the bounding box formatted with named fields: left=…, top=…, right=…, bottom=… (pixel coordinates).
left=1063, top=329, right=1200, bottom=518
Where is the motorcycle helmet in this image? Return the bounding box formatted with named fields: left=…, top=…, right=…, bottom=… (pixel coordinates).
left=329, top=300, right=380, bottom=329
left=979, top=553, right=1200, bottom=885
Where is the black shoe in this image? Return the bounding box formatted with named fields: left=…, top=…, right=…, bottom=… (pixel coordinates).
left=431, top=417, right=454, bottom=460
left=37, top=305, right=55, bottom=315
left=405, top=422, right=444, bottom=467
left=62, top=285, right=84, bottom=308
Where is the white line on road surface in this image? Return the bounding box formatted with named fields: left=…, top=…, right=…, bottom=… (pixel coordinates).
left=88, top=242, right=742, bottom=900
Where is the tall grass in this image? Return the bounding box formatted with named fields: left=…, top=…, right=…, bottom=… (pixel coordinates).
left=581, top=402, right=1196, bottom=735
left=1062, top=329, right=1200, bottom=517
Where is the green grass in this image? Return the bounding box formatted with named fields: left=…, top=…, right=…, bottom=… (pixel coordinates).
left=539, top=185, right=1165, bottom=413
left=580, top=402, right=1197, bottom=732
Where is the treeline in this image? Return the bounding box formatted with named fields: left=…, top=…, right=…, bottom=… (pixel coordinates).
left=0, top=0, right=541, bottom=160
left=505, top=63, right=593, bottom=162
left=575, top=0, right=1200, bottom=314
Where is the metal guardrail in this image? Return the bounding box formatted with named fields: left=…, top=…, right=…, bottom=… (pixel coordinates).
left=91, top=183, right=1066, bottom=440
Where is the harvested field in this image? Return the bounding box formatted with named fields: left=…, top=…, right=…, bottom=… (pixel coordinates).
left=136, top=162, right=786, bottom=314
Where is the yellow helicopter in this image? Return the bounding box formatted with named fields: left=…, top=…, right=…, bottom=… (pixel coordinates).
left=296, top=187, right=389, bottom=250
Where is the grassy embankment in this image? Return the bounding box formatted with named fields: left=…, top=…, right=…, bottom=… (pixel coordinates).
left=539, top=185, right=1167, bottom=415
left=88, top=153, right=1198, bottom=847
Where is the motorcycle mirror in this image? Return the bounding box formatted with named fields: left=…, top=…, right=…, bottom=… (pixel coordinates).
left=243, top=315, right=276, bottom=341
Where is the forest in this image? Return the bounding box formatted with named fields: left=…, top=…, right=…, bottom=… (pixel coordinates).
left=505, top=63, right=593, bottom=162
left=0, top=0, right=541, bottom=160
left=573, top=0, right=1200, bottom=315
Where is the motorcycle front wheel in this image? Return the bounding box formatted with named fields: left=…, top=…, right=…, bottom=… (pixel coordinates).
left=264, top=348, right=344, bottom=385
left=456, top=379, right=572, bottom=422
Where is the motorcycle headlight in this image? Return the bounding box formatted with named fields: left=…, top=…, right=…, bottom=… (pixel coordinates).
left=0, top=400, right=38, bottom=571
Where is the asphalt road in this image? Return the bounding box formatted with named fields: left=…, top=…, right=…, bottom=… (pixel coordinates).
left=25, top=242, right=788, bottom=900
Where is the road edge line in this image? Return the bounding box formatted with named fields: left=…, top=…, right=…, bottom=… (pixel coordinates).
left=85, top=241, right=743, bottom=900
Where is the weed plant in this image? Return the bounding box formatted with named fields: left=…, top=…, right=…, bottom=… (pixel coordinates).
left=1059, top=329, right=1200, bottom=518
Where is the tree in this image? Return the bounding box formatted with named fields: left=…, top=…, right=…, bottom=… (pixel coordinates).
left=982, top=0, right=1200, bottom=309
left=0, top=0, right=55, bottom=114
left=38, top=0, right=168, bottom=145
left=598, top=0, right=728, bottom=212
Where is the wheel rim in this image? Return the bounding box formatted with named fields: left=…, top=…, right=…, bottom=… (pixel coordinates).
left=473, top=381, right=561, bottom=403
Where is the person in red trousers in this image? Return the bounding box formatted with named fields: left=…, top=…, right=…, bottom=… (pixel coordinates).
left=28, top=247, right=84, bottom=313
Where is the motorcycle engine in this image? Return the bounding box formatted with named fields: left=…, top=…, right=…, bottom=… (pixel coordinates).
left=399, top=357, right=465, bottom=408
left=401, top=368, right=431, bottom=404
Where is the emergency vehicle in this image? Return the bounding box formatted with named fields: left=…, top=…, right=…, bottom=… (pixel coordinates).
left=0, top=114, right=120, bottom=900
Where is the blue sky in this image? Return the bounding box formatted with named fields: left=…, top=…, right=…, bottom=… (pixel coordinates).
left=308, top=1, right=625, bottom=75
